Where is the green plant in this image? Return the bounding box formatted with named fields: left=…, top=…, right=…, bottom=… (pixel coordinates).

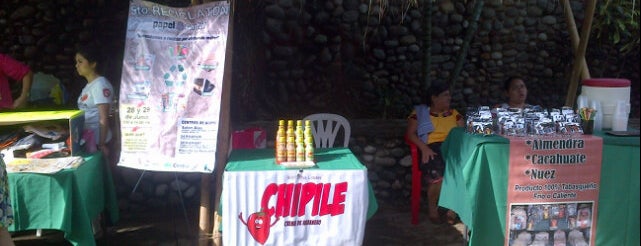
left=591, top=0, right=640, bottom=55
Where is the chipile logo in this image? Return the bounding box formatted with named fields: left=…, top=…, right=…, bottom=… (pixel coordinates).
left=238, top=181, right=348, bottom=244
left=238, top=208, right=278, bottom=245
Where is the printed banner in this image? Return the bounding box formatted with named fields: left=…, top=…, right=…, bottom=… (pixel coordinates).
left=222, top=170, right=369, bottom=246
left=118, top=0, right=230, bottom=172
left=504, top=135, right=603, bottom=246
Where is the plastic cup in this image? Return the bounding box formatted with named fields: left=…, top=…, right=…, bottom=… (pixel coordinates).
left=612, top=116, right=628, bottom=131
left=577, top=95, right=589, bottom=110
left=590, top=100, right=603, bottom=132
left=612, top=100, right=630, bottom=131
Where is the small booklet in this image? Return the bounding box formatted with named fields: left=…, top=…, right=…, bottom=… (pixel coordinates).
left=605, top=130, right=640, bottom=136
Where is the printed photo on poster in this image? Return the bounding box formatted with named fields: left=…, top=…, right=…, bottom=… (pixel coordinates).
left=508, top=202, right=593, bottom=246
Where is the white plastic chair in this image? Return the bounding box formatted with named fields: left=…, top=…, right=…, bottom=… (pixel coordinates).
left=303, top=113, right=351, bottom=148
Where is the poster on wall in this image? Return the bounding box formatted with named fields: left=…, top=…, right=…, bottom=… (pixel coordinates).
left=504, top=135, right=603, bottom=246
left=118, top=0, right=229, bottom=173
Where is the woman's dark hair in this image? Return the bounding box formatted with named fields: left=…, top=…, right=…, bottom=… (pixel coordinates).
left=503, top=76, right=523, bottom=91
left=76, top=43, right=105, bottom=74
left=426, top=81, right=450, bottom=105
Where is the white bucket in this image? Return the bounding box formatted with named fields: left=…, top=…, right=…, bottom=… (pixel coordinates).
left=580, top=78, right=631, bottom=129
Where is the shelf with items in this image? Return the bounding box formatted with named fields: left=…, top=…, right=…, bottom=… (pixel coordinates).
left=0, top=110, right=85, bottom=163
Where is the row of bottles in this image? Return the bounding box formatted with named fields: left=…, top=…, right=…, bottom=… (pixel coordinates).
left=275, top=119, right=314, bottom=164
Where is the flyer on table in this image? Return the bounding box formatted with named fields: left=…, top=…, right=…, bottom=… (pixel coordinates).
left=118, top=0, right=229, bottom=173
left=505, top=135, right=603, bottom=246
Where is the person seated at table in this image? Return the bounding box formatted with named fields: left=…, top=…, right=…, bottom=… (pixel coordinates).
left=0, top=158, right=16, bottom=246
left=405, top=81, right=464, bottom=224
left=497, top=76, right=532, bottom=109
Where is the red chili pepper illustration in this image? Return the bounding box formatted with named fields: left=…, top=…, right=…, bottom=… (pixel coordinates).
left=239, top=208, right=279, bottom=245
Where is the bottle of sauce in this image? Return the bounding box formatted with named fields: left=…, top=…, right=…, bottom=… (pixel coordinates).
left=305, top=137, right=314, bottom=162
left=286, top=120, right=296, bottom=162
left=275, top=120, right=286, bottom=164
left=296, top=139, right=305, bottom=162
left=286, top=136, right=296, bottom=162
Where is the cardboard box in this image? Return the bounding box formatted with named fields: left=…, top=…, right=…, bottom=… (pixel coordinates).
left=0, top=110, right=84, bottom=156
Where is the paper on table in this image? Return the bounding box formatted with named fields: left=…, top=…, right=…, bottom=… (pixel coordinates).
left=6, top=156, right=84, bottom=173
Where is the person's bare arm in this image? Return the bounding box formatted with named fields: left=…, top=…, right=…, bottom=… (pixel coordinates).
left=12, top=70, right=33, bottom=109
left=97, top=103, right=111, bottom=147
left=457, top=116, right=465, bottom=127
left=406, top=117, right=436, bottom=163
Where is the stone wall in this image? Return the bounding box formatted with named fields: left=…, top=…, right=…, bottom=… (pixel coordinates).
left=231, top=0, right=640, bottom=121
left=1, top=1, right=638, bottom=119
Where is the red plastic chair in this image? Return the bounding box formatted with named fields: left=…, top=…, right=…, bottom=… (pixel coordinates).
left=405, top=135, right=422, bottom=225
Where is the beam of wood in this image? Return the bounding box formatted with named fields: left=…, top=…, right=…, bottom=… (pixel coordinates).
left=565, top=0, right=597, bottom=107
left=194, top=0, right=208, bottom=242
left=196, top=1, right=233, bottom=245
left=198, top=174, right=212, bottom=245
left=562, top=0, right=590, bottom=80
left=211, top=3, right=235, bottom=245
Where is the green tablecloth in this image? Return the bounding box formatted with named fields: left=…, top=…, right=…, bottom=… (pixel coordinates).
left=440, top=127, right=640, bottom=246
left=224, top=147, right=378, bottom=220
left=8, top=152, right=120, bottom=246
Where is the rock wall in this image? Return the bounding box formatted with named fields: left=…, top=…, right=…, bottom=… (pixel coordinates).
left=231, top=0, right=640, bottom=121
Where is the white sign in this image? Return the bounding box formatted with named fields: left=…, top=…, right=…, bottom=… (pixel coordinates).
left=118, top=0, right=230, bottom=173
left=222, top=169, right=369, bottom=245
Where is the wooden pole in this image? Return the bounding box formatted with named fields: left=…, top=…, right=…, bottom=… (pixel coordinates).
left=194, top=0, right=211, bottom=242
left=198, top=174, right=212, bottom=245
left=211, top=2, right=235, bottom=245
left=562, top=0, right=591, bottom=80
left=193, top=1, right=211, bottom=244
left=195, top=1, right=233, bottom=245
left=565, top=0, right=597, bottom=107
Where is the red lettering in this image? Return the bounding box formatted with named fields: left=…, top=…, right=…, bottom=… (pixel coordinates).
left=319, top=183, right=332, bottom=216
left=331, top=182, right=347, bottom=215
left=291, top=183, right=302, bottom=216
left=312, top=183, right=323, bottom=216
left=275, top=184, right=294, bottom=218
left=298, top=183, right=317, bottom=216
left=261, top=182, right=350, bottom=218
left=261, top=183, right=278, bottom=216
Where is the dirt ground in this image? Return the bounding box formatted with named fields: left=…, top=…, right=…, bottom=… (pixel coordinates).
left=12, top=199, right=468, bottom=246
